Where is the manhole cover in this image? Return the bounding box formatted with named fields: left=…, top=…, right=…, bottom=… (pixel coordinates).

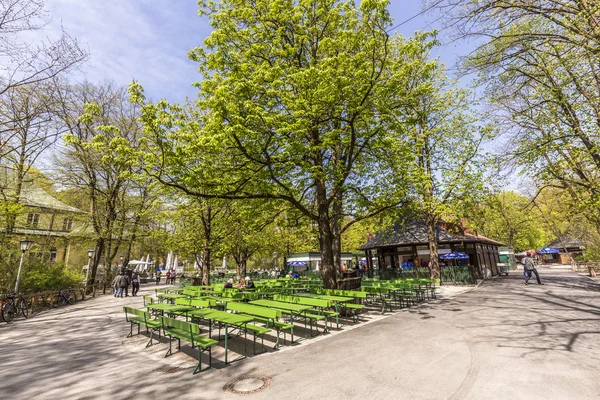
left=223, top=375, right=272, bottom=395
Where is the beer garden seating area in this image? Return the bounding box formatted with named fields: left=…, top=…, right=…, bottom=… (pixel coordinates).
left=123, top=276, right=442, bottom=375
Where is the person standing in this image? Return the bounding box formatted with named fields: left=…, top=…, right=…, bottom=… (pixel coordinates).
left=111, top=274, right=120, bottom=297
left=117, top=273, right=128, bottom=297
left=123, top=273, right=131, bottom=296
left=131, top=273, right=140, bottom=296
left=165, top=270, right=171, bottom=285
left=523, top=252, right=543, bottom=285
left=171, top=270, right=176, bottom=284
left=155, top=269, right=162, bottom=285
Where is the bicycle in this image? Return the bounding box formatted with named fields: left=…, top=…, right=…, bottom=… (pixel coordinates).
left=52, top=289, right=75, bottom=308
left=1, top=293, right=29, bottom=323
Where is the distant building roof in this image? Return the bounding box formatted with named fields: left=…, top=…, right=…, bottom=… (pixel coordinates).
left=547, top=235, right=586, bottom=250
left=359, top=221, right=505, bottom=250
left=20, top=186, right=86, bottom=214
left=0, top=165, right=85, bottom=214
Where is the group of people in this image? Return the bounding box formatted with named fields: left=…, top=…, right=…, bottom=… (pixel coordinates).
left=224, top=276, right=256, bottom=289
left=153, top=268, right=178, bottom=285
left=111, top=269, right=140, bottom=297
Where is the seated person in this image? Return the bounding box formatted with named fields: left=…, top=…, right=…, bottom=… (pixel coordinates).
left=245, top=276, right=255, bottom=289
left=224, top=278, right=233, bottom=288
left=291, top=271, right=300, bottom=279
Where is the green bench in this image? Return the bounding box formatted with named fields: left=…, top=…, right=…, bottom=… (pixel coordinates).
left=174, top=298, right=214, bottom=320
left=227, top=302, right=294, bottom=348
left=123, top=306, right=162, bottom=347
left=159, top=316, right=218, bottom=375
left=310, top=288, right=366, bottom=322
left=273, top=295, right=335, bottom=335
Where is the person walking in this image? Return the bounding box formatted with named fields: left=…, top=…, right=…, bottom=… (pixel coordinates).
left=165, top=270, right=171, bottom=285
left=171, top=270, right=176, bottom=284
left=131, top=273, right=140, bottom=296
left=117, top=273, right=128, bottom=297
left=111, top=274, right=120, bottom=297
left=155, top=269, right=162, bottom=285
left=523, top=252, right=543, bottom=285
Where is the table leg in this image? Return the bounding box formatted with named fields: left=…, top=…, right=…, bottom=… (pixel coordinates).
left=225, top=323, right=228, bottom=365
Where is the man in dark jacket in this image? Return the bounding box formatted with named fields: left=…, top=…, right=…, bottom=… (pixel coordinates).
left=523, top=253, right=542, bottom=285
left=131, top=273, right=140, bottom=296
left=117, top=273, right=129, bottom=297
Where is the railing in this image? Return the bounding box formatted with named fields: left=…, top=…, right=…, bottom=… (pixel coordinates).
left=363, top=265, right=477, bottom=285
left=572, top=262, right=600, bottom=274
left=1, top=287, right=84, bottom=316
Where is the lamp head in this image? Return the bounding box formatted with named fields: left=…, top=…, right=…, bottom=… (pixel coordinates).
left=20, top=238, right=34, bottom=252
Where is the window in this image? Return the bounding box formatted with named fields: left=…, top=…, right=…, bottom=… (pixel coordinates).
left=49, top=247, right=58, bottom=262
left=27, top=213, right=40, bottom=227
left=62, top=217, right=73, bottom=232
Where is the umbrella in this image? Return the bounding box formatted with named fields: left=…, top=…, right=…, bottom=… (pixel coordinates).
left=193, top=255, right=201, bottom=270
left=127, top=259, right=147, bottom=265
left=440, top=252, right=470, bottom=260
left=222, top=255, right=227, bottom=269
left=173, top=255, right=179, bottom=271
left=165, top=251, right=173, bottom=269
left=287, top=261, right=307, bottom=266
left=538, top=247, right=559, bottom=254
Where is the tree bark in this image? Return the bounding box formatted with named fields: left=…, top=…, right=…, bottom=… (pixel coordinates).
left=426, top=217, right=440, bottom=279
left=90, top=238, right=104, bottom=289
left=201, top=243, right=211, bottom=285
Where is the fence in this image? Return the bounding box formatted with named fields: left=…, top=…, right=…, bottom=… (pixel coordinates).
left=365, top=265, right=477, bottom=285
left=1, top=286, right=85, bottom=316
left=572, top=262, right=600, bottom=275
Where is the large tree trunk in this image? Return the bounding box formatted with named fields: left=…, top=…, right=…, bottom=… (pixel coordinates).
left=90, top=237, right=105, bottom=288
left=332, top=190, right=342, bottom=275
left=426, top=217, right=440, bottom=279
left=316, top=181, right=337, bottom=289
left=201, top=242, right=211, bottom=285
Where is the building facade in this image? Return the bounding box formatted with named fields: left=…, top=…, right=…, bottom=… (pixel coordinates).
left=359, top=221, right=505, bottom=278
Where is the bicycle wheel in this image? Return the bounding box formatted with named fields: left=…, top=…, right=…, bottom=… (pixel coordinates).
left=19, top=298, right=29, bottom=318
left=52, top=294, right=62, bottom=308
left=2, top=303, right=15, bottom=323
left=66, top=292, right=75, bottom=305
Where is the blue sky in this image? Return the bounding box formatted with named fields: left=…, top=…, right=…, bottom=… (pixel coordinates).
left=40, top=0, right=472, bottom=103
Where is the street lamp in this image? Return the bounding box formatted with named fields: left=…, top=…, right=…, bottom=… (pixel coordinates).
left=14, top=238, right=34, bottom=294
left=83, top=249, right=95, bottom=299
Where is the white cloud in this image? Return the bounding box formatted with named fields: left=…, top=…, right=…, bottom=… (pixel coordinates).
left=39, top=0, right=209, bottom=102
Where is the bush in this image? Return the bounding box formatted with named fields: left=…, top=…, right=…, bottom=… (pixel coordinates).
left=0, top=256, right=83, bottom=294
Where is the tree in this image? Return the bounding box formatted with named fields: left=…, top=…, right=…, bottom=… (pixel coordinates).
left=129, top=0, right=434, bottom=288
left=469, top=191, right=546, bottom=252
left=0, top=82, right=64, bottom=234
left=437, top=0, right=600, bottom=232
left=55, top=81, right=146, bottom=289
left=399, top=57, right=491, bottom=279
left=0, top=0, right=87, bottom=95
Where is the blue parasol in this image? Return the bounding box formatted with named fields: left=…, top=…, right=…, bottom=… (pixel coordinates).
left=287, top=261, right=308, bottom=267
left=537, top=247, right=559, bottom=254
left=440, top=252, right=470, bottom=260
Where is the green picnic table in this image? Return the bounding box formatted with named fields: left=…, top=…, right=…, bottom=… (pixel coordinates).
left=187, top=308, right=254, bottom=364
left=157, top=293, right=189, bottom=303
left=296, top=293, right=353, bottom=328
left=146, top=303, right=193, bottom=316
left=249, top=299, right=312, bottom=332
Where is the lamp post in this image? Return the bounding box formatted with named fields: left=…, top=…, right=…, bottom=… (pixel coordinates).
left=14, top=238, right=34, bottom=294
left=83, top=249, right=95, bottom=299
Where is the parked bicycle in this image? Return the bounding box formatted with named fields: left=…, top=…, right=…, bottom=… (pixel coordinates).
left=1, top=293, right=29, bottom=323
left=52, top=289, right=75, bottom=308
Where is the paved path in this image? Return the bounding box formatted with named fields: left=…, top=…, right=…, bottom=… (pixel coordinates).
left=1, top=269, right=600, bottom=399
